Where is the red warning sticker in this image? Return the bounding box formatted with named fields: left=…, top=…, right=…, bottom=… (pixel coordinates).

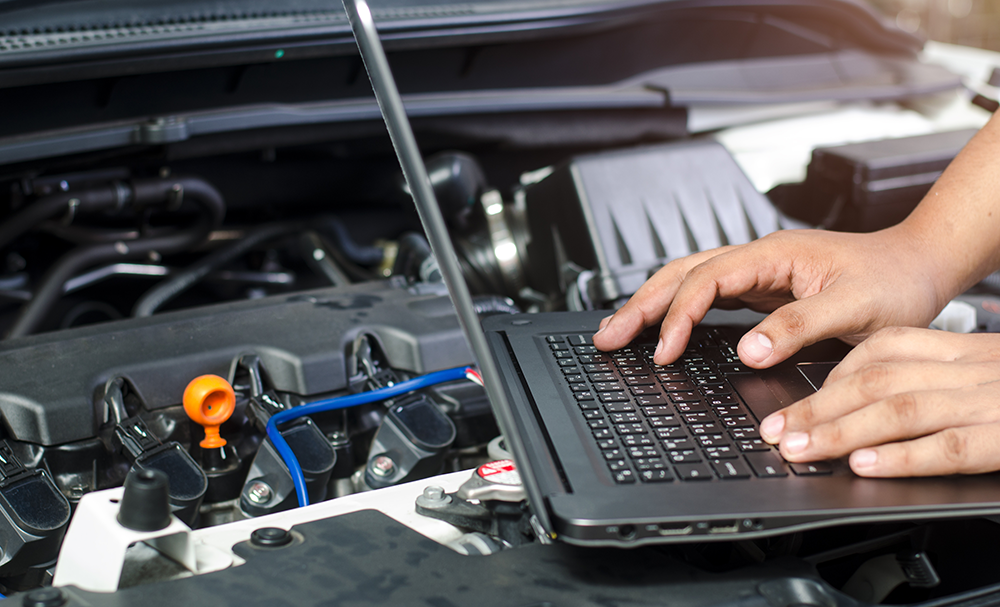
left=477, top=459, right=521, bottom=485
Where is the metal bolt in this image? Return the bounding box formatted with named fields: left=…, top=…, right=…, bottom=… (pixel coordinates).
left=114, top=241, right=129, bottom=255
left=422, top=486, right=445, bottom=502
left=246, top=481, right=273, bottom=504
left=371, top=455, right=395, bottom=477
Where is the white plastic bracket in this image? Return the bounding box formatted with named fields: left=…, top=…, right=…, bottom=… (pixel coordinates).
left=52, top=486, right=230, bottom=592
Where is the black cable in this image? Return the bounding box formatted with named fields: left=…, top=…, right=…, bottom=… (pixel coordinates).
left=318, top=216, right=384, bottom=266
left=132, top=220, right=305, bottom=318
left=6, top=177, right=225, bottom=339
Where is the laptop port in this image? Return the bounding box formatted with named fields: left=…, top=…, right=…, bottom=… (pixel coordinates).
left=617, top=525, right=637, bottom=540
left=708, top=521, right=740, bottom=534
left=657, top=523, right=693, bottom=536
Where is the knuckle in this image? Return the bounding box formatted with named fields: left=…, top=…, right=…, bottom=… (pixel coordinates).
left=856, top=363, right=892, bottom=396
left=775, top=306, right=809, bottom=339
left=884, top=392, right=920, bottom=430
left=939, top=428, right=970, bottom=467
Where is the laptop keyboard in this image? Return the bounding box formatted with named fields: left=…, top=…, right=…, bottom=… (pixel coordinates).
left=547, top=328, right=833, bottom=484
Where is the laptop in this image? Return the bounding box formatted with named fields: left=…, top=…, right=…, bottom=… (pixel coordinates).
left=341, top=0, right=1000, bottom=547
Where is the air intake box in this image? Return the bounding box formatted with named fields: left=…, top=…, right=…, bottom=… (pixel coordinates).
left=521, top=140, right=781, bottom=307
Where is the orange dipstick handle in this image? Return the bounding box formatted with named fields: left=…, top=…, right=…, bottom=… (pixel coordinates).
left=183, top=375, right=236, bottom=449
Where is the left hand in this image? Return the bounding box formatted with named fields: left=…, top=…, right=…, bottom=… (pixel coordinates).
left=758, top=326, right=1000, bottom=477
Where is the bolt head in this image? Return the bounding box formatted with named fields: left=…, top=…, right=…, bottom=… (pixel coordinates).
left=371, top=455, right=395, bottom=477
left=422, top=486, right=445, bottom=501
left=246, top=481, right=273, bottom=504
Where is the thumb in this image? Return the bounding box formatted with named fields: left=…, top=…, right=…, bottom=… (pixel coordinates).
left=738, top=293, right=860, bottom=368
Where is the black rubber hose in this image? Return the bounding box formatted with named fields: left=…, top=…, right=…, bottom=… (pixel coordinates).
left=5, top=177, right=225, bottom=339
left=0, top=183, right=131, bottom=251
left=132, top=220, right=305, bottom=318
left=318, top=216, right=384, bottom=266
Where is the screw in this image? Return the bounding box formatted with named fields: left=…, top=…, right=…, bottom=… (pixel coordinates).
left=371, top=455, right=395, bottom=477
left=246, top=481, right=272, bottom=504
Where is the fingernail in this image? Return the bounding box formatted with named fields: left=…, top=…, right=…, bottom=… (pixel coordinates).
left=783, top=432, right=809, bottom=455
left=852, top=449, right=878, bottom=469
left=740, top=332, right=772, bottom=364
left=759, top=414, right=785, bottom=442
left=653, top=338, right=664, bottom=361
left=595, top=315, right=614, bottom=334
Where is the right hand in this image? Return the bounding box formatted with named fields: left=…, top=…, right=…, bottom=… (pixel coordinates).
left=592, top=226, right=951, bottom=368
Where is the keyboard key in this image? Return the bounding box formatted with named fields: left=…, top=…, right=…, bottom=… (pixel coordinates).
left=561, top=367, right=581, bottom=375
left=636, top=394, right=667, bottom=406
left=557, top=359, right=577, bottom=367
left=564, top=374, right=585, bottom=384
left=669, top=391, right=702, bottom=403
left=569, top=383, right=591, bottom=392
left=549, top=342, right=569, bottom=351
left=583, top=409, right=603, bottom=420
left=700, top=386, right=731, bottom=397
left=576, top=354, right=608, bottom=364
left=630, top=385, right=660, bottom=396
left=618, top=367, right=647, bottom=377
left=694, top=374, right=725, bottom=385
left=656, top=372, right=687, bottom=382
left=718, top=363, right=751, bottom=374
left=789, top=461, right=833, bottom=476
left=615, top=423, right=648, bottom=435
left=745, top=452, right=789, bottom=478
left=661, top=381, right=696, bottom=392
left=687, top=422, right=721, bottom=435
left=584, top=363, right=613, bottom=373
left=603, top=448, right=625, bottom=460
left=623, top=435, right=655, bottom=447
left=574, top=346, right=598, bottom=355
left=674, top=463, right=712, bottom=481
left=589, top=372, right=617, bottom=382
left=568, top=335, right=592, bottom=346
left=642, top=406, right=674, bottom=417
left=607, top=458, right=629, bottom=471
left=697, top=434, right=732, bottom=448
left=713, top=403, right=748, bottom=417
left=640, top=468, right=674, bottom=482
left=656, top=427, right=688, bottom=439
left=604, top=402, right=636, bottom=413
left=737, top=439, right=771, bottom=452
left=661, top=437, right=693, bottom=450
left=628, top=446, right=660, bottom=459
left=703, top=445, right=738, bottom=459
left=668, top=449, right=702, bottom=463
left=711, top=458, right=751, bottom=479
left=706, top=394, right=737, bottom=406
left=675, top=401, right=709, bottom=413
left=577, top=398, right=599, bottom=410
left=554, top=350, right=573, bottom=359
left=612, top=468, right=636, bottom=484
left=599, top=392, right=629, bottom=403
left=593, top=428, right=613, bottom=440
left=682, top=412, right=713, bottom=424
left=610, top=412, right=641, bottom=424
left=588, top=419, right=608, bottom=430
left=626, top=376, right=656, bottom=386
left=546, top=335, right=565, bottom=344
left=594, top=381, right=625, bottom=392
left=596, top=438, right=618, bottom=450
left=722, top=415, right=752, bottom=427
left=730, top=427, right=761, bottom=440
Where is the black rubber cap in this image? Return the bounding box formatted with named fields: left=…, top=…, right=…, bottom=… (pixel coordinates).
left=23, top=587, right=65, bottom=607
left=117, top=468, right=171, bottom=531
left=250, top=527, right=292, bottom=547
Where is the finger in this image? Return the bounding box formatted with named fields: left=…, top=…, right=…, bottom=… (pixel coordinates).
left=849, top=423, right=1000, bottom=477
left=594, top=248, right=729, bottom=353
left=774, top=381, right=1000, bottom=462
left=733, top=283, right=879, bottom=368
left=655, top=246, right=789, bottom=364
left=825, top=327, right=971, bottom=384
left=762, top=361, right=1000, bottom=444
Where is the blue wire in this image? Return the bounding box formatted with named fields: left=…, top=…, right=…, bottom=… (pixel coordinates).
left=265, top=366, right=471, bottom=508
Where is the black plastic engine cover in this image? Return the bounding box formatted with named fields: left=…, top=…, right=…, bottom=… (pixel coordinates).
left=0, top=281, right=472, bottom=446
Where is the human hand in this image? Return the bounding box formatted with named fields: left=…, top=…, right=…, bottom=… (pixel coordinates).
left=759, top=327, right=1000, bottom=477
left=592, top=227, right=952, bottom=368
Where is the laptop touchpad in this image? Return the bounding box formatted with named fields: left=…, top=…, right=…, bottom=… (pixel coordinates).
left=797, top=362, right=839, bottom=392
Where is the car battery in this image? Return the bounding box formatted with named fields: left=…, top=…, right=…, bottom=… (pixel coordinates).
left=780, top=128, right=978, bottom=232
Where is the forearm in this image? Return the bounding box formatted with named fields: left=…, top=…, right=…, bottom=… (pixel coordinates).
left=894, top=111, right=1000, bottom=303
